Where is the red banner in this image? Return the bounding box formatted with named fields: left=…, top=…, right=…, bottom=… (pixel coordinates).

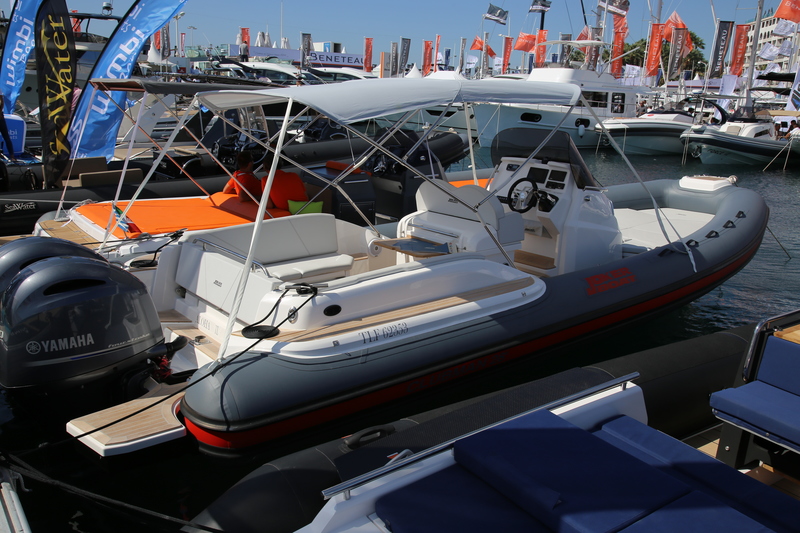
left=645, top=23, right=664, bottom=77
left=364, top=37, right=373, bottom=72
left=577, top=25, right=590, bottom=53
left=502, top=36, right=513, bottom=73
left=611, top=16, right=627, bottom=78
left=154, top=29, right=161, bottom=50
left=776, top=0, right=800, bottom=23
left=470, top=36, right=496, bottom=57
left=535, top=30, right=548, bottom=67
left=514, top=31, right=537, bottom=52
left=423, top=40, right=433, bottom=76
left=729, top=24, right=750, bottom=76
left=241, top=28, right=250, bottom=46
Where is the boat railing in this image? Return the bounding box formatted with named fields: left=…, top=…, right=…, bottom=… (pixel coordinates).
left=191, top=238, right=269, bottom=275
left=322, top=371, right=640, bottom=501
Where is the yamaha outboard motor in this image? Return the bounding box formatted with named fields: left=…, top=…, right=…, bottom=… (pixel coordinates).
left=0, top=236, right=106, bottom=294
left=0, top=252, right=168, bottom=391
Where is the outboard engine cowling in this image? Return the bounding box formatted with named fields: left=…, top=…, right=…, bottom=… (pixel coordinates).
left=0, top=236, right=106, bottom=295
left=0, top=255, right=164, bottom=389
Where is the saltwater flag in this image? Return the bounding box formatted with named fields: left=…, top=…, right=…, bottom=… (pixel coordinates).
left=663, top=11, right=693, bottom=56
left=67, top=0, right=188, bottom=160
left=514, top=32, right=537, bottom=52
left=364, top=37, right=373, bottom=72
left=502, top=36, right=513, bottom=73
left=730, top=24, right=749, bottom=76
left=35, top=0, right=76, bottom=185
left=776, top=0, right=800, bottom=24
left=1, top=0, right=46, bottom=114
left=484, top=4, right=508, bottom=25
left=709, top=21, right=734, bottom=78
left=778, top=39, right=794, bottom=57
left=645, top=23, right=664, bottom=77
left=529, top=0, right=551, bottom=12
left=758, top=42, right=780, bottom=61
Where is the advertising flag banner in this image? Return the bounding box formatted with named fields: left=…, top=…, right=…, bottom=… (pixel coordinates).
left=535, top=30, right=548, bottom=67
left=502, top=35, right=512, bottom=73
left=35, top=0, right=76, bottom=184
left=484, top=4, right=508, bottom=24
left=667, top=27, right=688, bottom=79
left=68, top=0, right=188, bottom=159
left=776, top=0, right=800, bottom=23
left=364, top=37, right=373, bottom=72
left=529, top=0, right=551, bottom=12
left=1, top=0, right=46, bottom=113
left=434, top=34, right=440, bottom=71
left=664, top=11, right=693, bottom=55
left=422, top=40, right=432, bottom=76
left=514, top=32, right=537, bottom=52
left=599, top=0, right=630, bottom=16
left=398, top=37, right=410, bottom=74
left=645, top=23, right=664, bottom=77
left=610, top=16, right=627, bottom=78
left=709, top=21, right=734, bottom=77
left=730, top=24, right=749, bottom=76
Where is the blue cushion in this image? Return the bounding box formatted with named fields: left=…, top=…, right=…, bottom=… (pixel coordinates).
left=596, top=415, right=800, bottom=533
left=621, top=491, right=775, bottom=532
left=756, top=336, right=800, bottom=394
left=454, top=409, right=689, bottom=533
left=711, top=381, right=800, bottom=453
left=374, top=464, right=548, bottom=533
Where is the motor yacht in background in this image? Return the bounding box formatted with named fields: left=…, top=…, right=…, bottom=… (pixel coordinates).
left=473, top=67, right=651, bottom=148
left=597, top=109, right=697, bottom=156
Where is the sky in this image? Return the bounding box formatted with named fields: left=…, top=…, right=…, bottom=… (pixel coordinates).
left=62, top=0, right=782, bottom=65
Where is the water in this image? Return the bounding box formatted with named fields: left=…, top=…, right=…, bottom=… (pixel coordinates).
left=3, top=149, right=800, bottom=532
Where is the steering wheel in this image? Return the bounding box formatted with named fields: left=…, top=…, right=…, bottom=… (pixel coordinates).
left=507, top=177, right=539, bottom=213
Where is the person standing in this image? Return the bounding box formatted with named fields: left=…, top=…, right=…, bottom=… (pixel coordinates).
left=239, top=40, right=249, bottom=62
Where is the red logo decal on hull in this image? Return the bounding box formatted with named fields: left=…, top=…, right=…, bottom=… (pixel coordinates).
left=585, top=267, right=636, bottom=295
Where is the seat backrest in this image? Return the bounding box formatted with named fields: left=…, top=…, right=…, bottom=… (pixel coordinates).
left=756, top=336, right=800, bottom=395
left=181, top=213, right=339, bottom=266
left=415, top=181, right=504, bottom=230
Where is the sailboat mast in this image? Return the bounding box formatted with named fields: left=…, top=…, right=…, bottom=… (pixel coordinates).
left=744, top=0, right=765, bottom=109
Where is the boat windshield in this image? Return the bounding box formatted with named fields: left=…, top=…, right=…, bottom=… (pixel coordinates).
left=490, top=129, right=599, bottom=189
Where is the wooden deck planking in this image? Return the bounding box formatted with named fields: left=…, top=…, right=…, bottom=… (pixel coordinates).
left=37, top=219, right=100, bottom=248
left=67, top=383, right=186, bottom=446
left=776, top=324, right=800, bottom=344
left=269, top=277, right=535, bottom=343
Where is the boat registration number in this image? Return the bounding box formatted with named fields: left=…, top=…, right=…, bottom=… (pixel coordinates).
left=359, top=322, right=409, bottom=344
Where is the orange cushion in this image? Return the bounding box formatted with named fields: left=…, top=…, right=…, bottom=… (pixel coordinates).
left=268, top=170, right=308, bottom=210
left=449, top=178, right=491, bottom=189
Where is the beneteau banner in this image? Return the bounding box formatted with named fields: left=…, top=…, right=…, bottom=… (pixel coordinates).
left=666, top=27, right=689, bottom=79
left=776, top=0, right=800, bottom=24
left=399, top=38, right=410, bottom=73
left=35, top=0, right=76, bottom=184
left=68, top=0, right=188, bottom=159
left=644, top=23, right=664, bottom=77
left=729, top=24, right=749, bottom=76
left=1, top=0, right=45, bottom=113
left=709, top=21, right=734, bottom=78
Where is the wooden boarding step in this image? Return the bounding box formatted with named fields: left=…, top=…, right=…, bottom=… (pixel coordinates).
left=38, top=219, right=100, bottom=248
left=776, top=324, right=800, bottom=345
left=66, top=382, right=187, bottom=457
left=268, top=277, right=535, bottom=343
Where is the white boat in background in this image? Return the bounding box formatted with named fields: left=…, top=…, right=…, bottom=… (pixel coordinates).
left=597, top=109, right=696, bottom=155
left=473, top=67, right=650, bottom=148
left=681, top=114, right=798, bottom=166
